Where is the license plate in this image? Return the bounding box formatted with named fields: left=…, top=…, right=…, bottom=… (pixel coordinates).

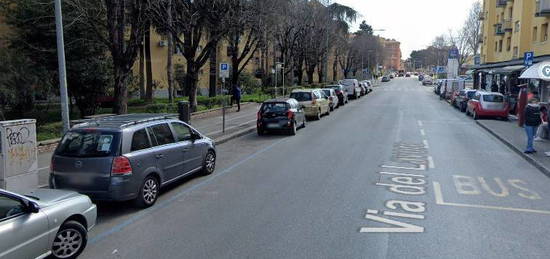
left=266, top=123, right=280, bottom=129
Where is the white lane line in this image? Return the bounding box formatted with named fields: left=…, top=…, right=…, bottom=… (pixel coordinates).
left=420, top=129, right=426, bottom=136
left=38, top=166, right=49, bottom=171
left=433, top=182, right=550, bottom=215
left=423, top=140, right=430, bottom=149
left=417, top=120, right=423, bottom=127
left=427, top=156, right=435, bottom=169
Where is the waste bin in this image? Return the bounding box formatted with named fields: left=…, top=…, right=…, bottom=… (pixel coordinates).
left=178, top=101, right=190, bottom=123
left=0, top=119, right=38, bottom=192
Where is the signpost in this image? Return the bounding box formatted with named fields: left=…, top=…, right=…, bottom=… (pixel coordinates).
left=220, top=63, right=230, bottom=133
left=524, top=52, right=534, bottom=67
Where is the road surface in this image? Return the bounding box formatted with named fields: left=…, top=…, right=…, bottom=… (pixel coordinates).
left=80, top=77, right=550, bottom=258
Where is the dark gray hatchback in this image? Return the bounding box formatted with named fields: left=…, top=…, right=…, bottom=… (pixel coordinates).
left=50, top=114, right=216, bottom=208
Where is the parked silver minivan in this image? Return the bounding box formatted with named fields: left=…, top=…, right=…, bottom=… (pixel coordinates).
left=50, top=114, right=216, bottom=208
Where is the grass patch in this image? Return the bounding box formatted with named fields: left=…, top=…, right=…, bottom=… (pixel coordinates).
left=37, top=121, right=63, bottom=141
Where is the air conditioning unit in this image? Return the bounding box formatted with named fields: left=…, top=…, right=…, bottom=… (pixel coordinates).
left=158, top=40, right=167, bottom=47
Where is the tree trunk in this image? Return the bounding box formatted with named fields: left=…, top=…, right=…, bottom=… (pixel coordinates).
left=307, top=68, right=315, bottom=85
left=166, top=0, right=174, bottom=103
left=209, top=44, right=218, bottom=97
left=317, top=64, right=323, bottom=84
left=231, top=44, right=239, bottom=87
left=113, top=66, right=129, bottom=114
left=145, top=25, right=153, bottom=103
left=139, top=43, right=146, bottom=100
left=332, top=58, right=338, bottom=82
left=185, top=62, right=199, bottom=112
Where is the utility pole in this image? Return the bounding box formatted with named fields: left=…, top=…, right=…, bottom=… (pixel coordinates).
left=54, top=0, right=70, bottom=133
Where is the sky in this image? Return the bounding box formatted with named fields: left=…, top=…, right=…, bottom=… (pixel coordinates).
left=334, top=0, right=479, bottom=59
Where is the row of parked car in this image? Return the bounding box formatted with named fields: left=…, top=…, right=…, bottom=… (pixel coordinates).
left=257, top=79, right=374, bottom=135
left=434, top=79, right=509, bottom=120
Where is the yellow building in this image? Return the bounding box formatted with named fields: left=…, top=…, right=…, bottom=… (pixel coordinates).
left=476, top=0, right=550, bottom=97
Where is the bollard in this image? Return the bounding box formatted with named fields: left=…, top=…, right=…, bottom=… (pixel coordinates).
left=177, top=101, right=190, bottom=123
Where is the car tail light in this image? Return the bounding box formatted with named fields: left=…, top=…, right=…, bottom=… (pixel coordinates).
left=111, top=156, right=132, bottom=175
left=287, top=110, right=294, bottom=119
left=312, top=98, right=317, bottom=105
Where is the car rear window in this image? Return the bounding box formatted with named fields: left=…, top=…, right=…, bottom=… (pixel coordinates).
left=483, top=95, right=504, bottom=102
left=467, top=91, right=476, bottom=98
left=56, top=130, right=119, bottom=157
left=290, top=92, right=312, bottom=101
left=261, top=102, right=289, bottom=113
left=322, top=90, right=331, bottom=96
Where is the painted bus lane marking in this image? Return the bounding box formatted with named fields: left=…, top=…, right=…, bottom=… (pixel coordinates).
left=360, top=142, right=430, bottom=233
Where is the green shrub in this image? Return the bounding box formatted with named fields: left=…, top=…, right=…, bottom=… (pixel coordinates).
left=145, top=104, right=169, bottom=113
left=128, top=99, right=147, bottom=106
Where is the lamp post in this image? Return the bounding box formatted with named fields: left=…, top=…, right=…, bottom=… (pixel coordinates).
left=54, top=0, right=70, bottom=133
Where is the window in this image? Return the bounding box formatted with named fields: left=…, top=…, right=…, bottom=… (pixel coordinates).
left=150, top=123, right=175, bottom=146
left=483, top=95, right=504, bottom=102
left=56, top=131, right=118, bottom=157
left=515, top=21, right=520, bottom=33
left=542, top=23, right=548, bottom=41
left=290, top=92, right=312, bottom=102
left=131, top=129, right=151, bottom=152
left=506, top=37, right=511, bottom=51
left=261, top=102, right=289, bottom=113
left=498, top=40, right=503, bottom=52
left=533, top=26, right=538, bottom=41
left=495, top=41, right=498, bottom=52
left=0, top=195, right=25, bottom=220
left=513, top=46, right=519, bottom=58
left=171, top=123, right=192, bottom=142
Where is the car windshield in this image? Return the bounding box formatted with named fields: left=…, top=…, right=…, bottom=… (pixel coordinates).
left=340, top=80, right=355, bottom=86
left=290, top=92, right=312, bottom=101
left=483, top=95, right=504, bottom=102
left=56, top=130, right=118, bottom=157
left=261, top=102, right=289, bottom=113
left=467, top=91, right=476, bottom=98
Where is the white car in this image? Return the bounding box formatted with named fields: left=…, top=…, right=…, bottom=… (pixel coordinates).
left=339, top=79, right=361, bottom=100
left=0, top=188, right=97, bottom=259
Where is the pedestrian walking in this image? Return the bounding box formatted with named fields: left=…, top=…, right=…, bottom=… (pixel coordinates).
left=232, top=84, right=242, bottom=112
left=524, top=98, right=542, bottom=154
left=535, top=105, right=548, bottom=141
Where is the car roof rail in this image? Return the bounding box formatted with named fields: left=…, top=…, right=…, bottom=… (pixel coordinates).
left=72, top=113, right=178, bottom=129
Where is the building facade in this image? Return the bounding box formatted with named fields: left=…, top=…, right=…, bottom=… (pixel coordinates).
left=380, top=38, right=402, bottom=71
left=477, top=0, right=550, bottom=102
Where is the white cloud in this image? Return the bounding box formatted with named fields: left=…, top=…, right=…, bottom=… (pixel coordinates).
left=334, top=0, right=479, bottom=58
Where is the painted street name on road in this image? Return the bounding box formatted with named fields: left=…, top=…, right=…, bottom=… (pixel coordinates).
left=360, top=142, right=430, bottom=233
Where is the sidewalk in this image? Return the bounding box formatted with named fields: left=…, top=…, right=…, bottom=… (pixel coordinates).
left=35, top=103, right=260, bottom=187
left=476, top=118, right=550, bottom=177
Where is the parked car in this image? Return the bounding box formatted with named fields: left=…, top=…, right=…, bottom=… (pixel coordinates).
left=455, top=89, right=477, bottom=112
left=257, top=98, right=306, bottom=136
left=322, top=88, right=339, bottom=111
left=50, top=114, right=217, bottom=208
left=358, top=82, right=367, bottom=96
left=405, top=73, right=411, bottom=77
left=362, top=80, right=374, bottom=93
left=422, top=76, right=433, bottom=85
left=0, top=188, right=97, bottom=259
left=466, top=91, right=509, bottom=120
left=339, top=79, right=361, bottom=99
left=389, top=74, right=395, bottom=79
left=381, top=76, right=390, bottom=82
left=418, top=74, right=424, bottom=81
left=329, top=84, right=349, bottom=106
left=290, top=89, right=330, bottom=120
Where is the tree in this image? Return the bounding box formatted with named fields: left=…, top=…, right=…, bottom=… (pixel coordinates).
left=70, top=0, right=151, bottom=114
left=1, top=0, right=113, bottom=117
left=463, top=1, right=483, bottom=56
left=151, top=0, right=232, bottom=112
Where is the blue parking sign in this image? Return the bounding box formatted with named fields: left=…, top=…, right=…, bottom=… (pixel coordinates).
left=221, top=63, right=228, bottom=70
left=524, top=52, right=534, bottom=66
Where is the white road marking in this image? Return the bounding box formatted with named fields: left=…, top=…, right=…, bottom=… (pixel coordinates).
left=380, top=171, right=426, bottom=178
left=433, top=181, right=550, bottom=215
left=381, top=165, right=427, bottom=171
left=367, top=209, right=379, bottom=214
left=420, top=129, right=426, bottom=136
left=427, top=156, right=435, bottom=169
left=383, top=211, right=425, bottom=219
left=417, top=120, right=423, bottom=127
left=38, top=166, right=49, bottom=171
left=422, top=140, right=430, bottom=149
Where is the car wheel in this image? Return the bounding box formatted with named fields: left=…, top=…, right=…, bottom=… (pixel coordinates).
left=51, top=221, right=87, bottom=259
left=134, top=176, right=159, bottom=208
left=202, top=150, right=216, bottom=175
left=316, top=110, right=321, bottom=120
left=288, top=121, right=297, bottom=136
left=301, top=118, right=306, bottom=128
left=473, top=110, right=479, bottom=120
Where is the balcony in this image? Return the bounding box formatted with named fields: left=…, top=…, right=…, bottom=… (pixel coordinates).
left=496, top=0, right=507, bottom=7
left=494, top=24, right=505, bottom=35
left=503, top=19, right=513, bottom=31
left=536, top=0, right=550, bottom=16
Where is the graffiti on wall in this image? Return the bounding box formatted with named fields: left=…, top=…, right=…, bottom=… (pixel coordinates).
left=4, top=125, right=37, bottom=174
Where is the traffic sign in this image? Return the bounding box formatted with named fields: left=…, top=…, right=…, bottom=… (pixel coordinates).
left=524, top=52, right=534, bottom=67
left=220, top=63, right=229, bottom=79
left=449, top=48, right=459, bottom=59
left=474, top=55, right=481, bottom=65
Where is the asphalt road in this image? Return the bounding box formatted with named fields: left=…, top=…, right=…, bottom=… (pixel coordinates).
left=80, top=78, right=550, bottom=259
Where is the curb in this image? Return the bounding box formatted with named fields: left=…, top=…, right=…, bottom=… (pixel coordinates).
left=213, top=125, right=256, bottom=145
left=476, top=121, right=550, bottom=178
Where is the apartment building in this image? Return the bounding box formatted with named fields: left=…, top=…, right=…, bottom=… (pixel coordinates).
left=476, top=0, right=550, bottom=100
left=380, top=38, right=402, bottom=71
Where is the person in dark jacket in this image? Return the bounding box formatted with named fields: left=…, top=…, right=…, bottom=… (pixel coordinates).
left=524, top=98, right=542, bottom=154
left=232, top=85, right=242, bottom=112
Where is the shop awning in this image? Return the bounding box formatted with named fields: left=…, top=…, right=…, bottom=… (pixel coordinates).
left=520, top=62, right=550, bottom=81
left=493, top=65, right=525, bottom=74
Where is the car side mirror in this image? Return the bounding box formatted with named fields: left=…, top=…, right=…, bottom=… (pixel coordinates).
left=26, top=201, right=40, bottom=213
left=191, top=132, right=201, bottom=141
